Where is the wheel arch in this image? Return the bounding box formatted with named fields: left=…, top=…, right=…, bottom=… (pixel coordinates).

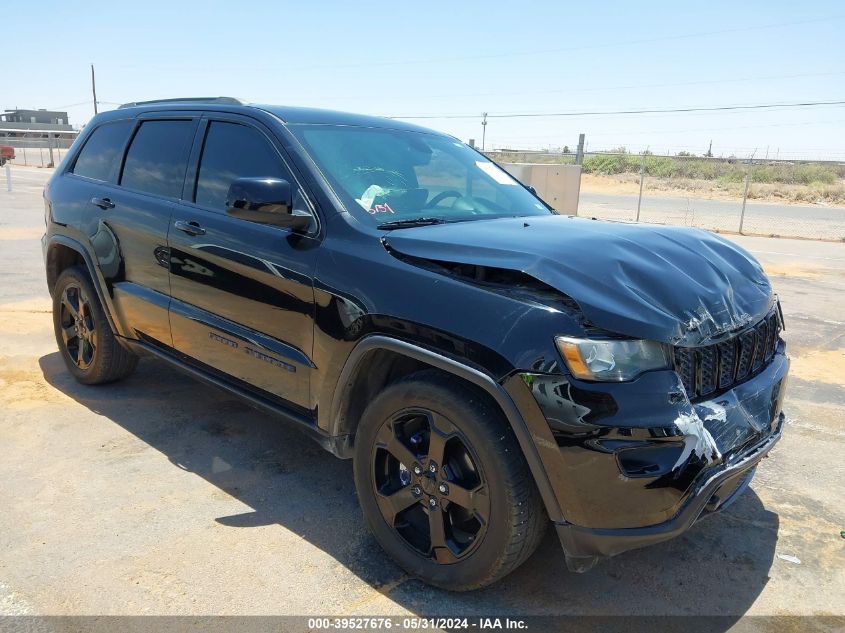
left=45, top=235, right=125, bottom=337
left=329, top=335, right=564, bottom=522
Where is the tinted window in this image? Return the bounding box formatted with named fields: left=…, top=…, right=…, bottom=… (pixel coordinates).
left=72, top=120, right=132, bottom=181
left=195, top=122, right=286, bottom=211
left=121, top=120, right=194, bottom=198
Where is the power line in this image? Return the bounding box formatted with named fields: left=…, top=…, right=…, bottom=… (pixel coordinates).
left=489, top=118, right=845, bottom=142
left=31, top=100, right=91, bottom=110
left=390, top=100, right=845, bottom=120
left=325, top=70, right=845, bottom=103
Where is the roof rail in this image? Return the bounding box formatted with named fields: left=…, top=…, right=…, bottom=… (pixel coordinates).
left=118, top=97, right=245, bottom=109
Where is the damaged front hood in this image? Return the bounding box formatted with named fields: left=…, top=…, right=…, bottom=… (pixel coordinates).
left=383, top=215, right=773, bottom=345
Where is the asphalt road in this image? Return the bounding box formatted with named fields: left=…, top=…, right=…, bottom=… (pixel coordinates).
left=580, top=191, right=845, bottom=241
left=1, top=166, right=843, bottom=626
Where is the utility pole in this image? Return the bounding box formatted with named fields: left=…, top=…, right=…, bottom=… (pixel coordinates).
left=481, top=112, right=488, bottom=151
left=91, top=64, right=98, bottom=115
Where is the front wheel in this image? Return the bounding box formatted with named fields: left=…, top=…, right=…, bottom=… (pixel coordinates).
left=353, top=370, right=547, bottom=590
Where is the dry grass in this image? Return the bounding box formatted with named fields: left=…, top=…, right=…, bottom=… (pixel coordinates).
left=581, top=173, right=845, bottom=206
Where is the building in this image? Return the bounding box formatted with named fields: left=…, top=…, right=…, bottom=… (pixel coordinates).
left=1, top=109, right=70, bottom=126
left=0, top=108, right=77, bottom=148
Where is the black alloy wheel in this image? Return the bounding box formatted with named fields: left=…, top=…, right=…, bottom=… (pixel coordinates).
left=371, top=408, right=491, bottom=564
left=52, top=266, right=138, bottom=384
left=354, top=370, right=547, bottom=590
left=59, top=284, right=97, bottom=370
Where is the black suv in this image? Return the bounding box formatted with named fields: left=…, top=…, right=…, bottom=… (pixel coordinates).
left=42, top=98, right=788, bottom=590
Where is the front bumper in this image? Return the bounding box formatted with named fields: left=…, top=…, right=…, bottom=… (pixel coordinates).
left=505, top=344, right=788, bottom=570
left=555, top=413, right=781, bottom=570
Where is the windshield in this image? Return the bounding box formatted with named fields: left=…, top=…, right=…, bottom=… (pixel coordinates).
left=291, top=124, right=551, bottom=225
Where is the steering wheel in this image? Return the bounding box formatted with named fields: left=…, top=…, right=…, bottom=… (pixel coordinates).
left=425, top=190, right=463, bottom=209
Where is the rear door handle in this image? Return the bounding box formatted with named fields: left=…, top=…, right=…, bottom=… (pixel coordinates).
left=90, top=197, right=115, bottom=210
left=174, top=220, right=206, bottom=236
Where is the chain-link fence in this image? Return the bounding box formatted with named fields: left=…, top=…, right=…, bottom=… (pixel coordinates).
left=487, top=150, right=845, bottom=241
left=0, top=135, right=78, bottom=168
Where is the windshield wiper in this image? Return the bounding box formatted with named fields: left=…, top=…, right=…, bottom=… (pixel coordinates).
left=377, top=217, right=447, bottom=230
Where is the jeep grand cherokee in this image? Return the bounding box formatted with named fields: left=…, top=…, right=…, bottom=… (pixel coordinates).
left=42, top=97, right=788, bottom=590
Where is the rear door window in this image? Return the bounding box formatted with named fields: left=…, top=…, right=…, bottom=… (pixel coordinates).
left=194, top=121, right=288, bottom=211
left=71, top=120, right=133, bottom=182
left=120, top=120, right=195, bottom=198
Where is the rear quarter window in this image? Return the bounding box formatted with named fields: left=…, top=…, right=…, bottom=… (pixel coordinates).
left=120, top=120, right=195, bottom=198
left=71, top=120, right=133, bottom=182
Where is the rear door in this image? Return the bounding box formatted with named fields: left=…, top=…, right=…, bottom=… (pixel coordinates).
left=108, top=115, right=199, bottom=345
left=167, top=114, right=320, bottom=412
left=58, top=115, right=197, bottom=346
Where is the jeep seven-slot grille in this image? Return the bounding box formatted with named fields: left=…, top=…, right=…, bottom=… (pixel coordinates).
left=672, top=310, right=781, bottom=400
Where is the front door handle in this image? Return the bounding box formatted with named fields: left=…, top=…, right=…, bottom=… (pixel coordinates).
left=173, top=220, right=206, bottom=236
left=90, top=197, right=115, bottom=210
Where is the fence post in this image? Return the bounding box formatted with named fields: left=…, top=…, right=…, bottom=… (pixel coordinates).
left=636, top=148, right=648, bottom=222
left=739, top=152, right=754, bottom=234
left=574, top=134, right=586, bottom=217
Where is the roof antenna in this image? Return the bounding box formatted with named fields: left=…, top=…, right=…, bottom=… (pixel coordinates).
left=91, top=64, right=98, bottom=115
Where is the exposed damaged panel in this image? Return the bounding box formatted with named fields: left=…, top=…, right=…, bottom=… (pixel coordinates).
left=382, top=215, right=773, bottom=346
left=385, top=245, right=585, bottom=317
left=671, top=409, right=722, bottom=470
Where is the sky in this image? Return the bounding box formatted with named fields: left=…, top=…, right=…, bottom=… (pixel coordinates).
left=3, top=0, right=844, bottom=159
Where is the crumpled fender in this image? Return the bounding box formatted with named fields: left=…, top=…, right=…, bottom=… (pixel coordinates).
left=383, top=215, right=773, bottom=346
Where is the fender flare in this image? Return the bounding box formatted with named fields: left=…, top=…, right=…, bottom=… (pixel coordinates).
left=45, top=234, right=126, bottom=338
left=330, top=335, right=564, bottom=522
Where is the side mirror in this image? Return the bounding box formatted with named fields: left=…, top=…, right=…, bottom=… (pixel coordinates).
left=225, top=178, right=312, bottom=231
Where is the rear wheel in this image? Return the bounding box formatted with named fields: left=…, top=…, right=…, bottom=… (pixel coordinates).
left=52, top=266, right=138, bottom=385
left=353, top=370, right=547, bottom=590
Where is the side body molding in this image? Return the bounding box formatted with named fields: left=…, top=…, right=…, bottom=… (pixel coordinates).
left=330, top=335, right=564, bottom=523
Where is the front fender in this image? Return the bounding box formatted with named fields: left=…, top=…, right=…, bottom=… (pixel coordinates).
left=328, top=334, right=565, bottom=523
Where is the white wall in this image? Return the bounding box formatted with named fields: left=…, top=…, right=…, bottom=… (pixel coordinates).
left=502, top=163, right=581, bottom=215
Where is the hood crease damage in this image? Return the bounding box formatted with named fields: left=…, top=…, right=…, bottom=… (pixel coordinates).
left=384, top=215, right=773, bottom=346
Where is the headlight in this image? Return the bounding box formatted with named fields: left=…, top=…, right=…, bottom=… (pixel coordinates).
left=555, top=337, right=670, bottom=381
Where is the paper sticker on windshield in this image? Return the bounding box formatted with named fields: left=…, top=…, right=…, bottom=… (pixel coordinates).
left=475, top=161, right=517, bottom=185
left=356, top=184, right=387, bottom=211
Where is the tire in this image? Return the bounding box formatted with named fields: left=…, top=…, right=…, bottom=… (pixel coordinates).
left=52, top=265, right=138, bottom=385
left=353, top=369, right=547, bottom=590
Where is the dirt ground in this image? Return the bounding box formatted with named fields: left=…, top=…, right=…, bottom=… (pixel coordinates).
left=1, top=167, right=843, bottom=625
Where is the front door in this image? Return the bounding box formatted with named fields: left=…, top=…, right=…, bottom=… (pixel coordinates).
left=167, top=115, right=320, bottom=412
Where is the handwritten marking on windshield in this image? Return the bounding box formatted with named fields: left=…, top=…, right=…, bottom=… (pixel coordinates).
left=367, top=203, right=395, bottom=215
